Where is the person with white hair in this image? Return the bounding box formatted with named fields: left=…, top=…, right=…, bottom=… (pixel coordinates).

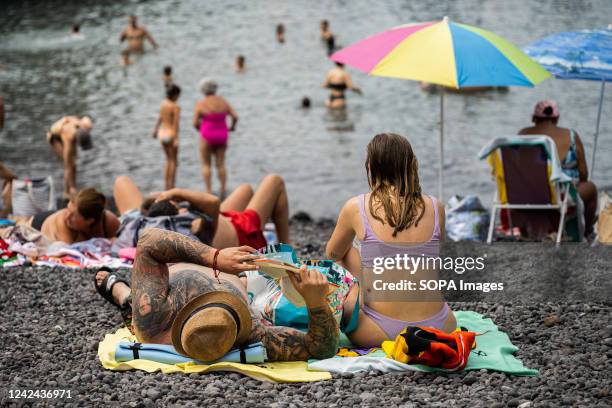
left=192, top=79, right=238, bottom=198
left=46, top=115, right=93, bottom=197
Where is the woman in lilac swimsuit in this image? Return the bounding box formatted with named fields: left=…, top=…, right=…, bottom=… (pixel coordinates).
left=193, top=79, right=238, bottom=198
left=326, top=133, right=456, bottom=347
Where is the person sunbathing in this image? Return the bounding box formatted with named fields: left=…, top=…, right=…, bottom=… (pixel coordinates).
left=519, top=100, right=598, bottom=237
left=35, top=188, right=119, bottom=244
left=112, top=174, right=289, bottom=252
left=95, top=228, right=338, bottom=362
left=326, top=133, right=457, bottom=347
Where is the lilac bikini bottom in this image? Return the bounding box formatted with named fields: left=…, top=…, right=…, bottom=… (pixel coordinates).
left=362, top=303, right=450, bottom=339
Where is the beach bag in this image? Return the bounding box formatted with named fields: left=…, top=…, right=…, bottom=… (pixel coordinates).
left=11, top=177, right=56, bottom=217
left=597, top=192, right=612, bottom=244
left=112, top=211, right=209, bottom=254
left=446, top=195, right=489, bottom=241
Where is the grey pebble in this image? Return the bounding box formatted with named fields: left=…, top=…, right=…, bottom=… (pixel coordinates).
left=462, top=373, right=478, bottom=385
left=0, top=223, right=609, bottom=406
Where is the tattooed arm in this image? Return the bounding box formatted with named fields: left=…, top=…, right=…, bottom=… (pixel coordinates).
left=248, top=266, right=339, bottom=360
left=249, top=306, right=338, bottom=361
left=131, top=228, right=259, bottom=342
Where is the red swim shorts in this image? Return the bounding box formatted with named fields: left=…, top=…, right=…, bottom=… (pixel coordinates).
left=221, top=209, right=267, bottom=250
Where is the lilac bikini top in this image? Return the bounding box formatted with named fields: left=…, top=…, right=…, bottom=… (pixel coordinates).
left=357, top=193, right=441, bottom=268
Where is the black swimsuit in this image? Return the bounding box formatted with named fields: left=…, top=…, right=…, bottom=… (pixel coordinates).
left=328, top=82, right=347, bottom=101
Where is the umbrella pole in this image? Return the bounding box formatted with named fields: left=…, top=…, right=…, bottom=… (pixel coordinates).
left=438, top=89, right=444, bottom=201
left=591, top=79, right=605, bottom=174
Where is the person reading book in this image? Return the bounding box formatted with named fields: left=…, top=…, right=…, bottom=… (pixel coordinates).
left=246, top=245, right=360, bottom=335
left=95, top=228, right=338, bottom=362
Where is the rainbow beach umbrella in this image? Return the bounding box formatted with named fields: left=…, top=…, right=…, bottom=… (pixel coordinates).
left=331, top=17, right=551, bottom=199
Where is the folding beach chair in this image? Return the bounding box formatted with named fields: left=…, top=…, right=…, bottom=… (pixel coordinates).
left=478, top=136, right=581, bottom=246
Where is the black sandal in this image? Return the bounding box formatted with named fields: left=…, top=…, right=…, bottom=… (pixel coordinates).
left=94, top=267, right=130, bottom=308
left=94, top=267, right=133, bottom=330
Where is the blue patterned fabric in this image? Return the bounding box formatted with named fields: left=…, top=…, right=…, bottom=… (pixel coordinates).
left=524, top=28, right=612, bottom=82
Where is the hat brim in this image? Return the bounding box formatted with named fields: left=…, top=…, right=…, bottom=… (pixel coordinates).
left=171, top=291, right=252, bottom=358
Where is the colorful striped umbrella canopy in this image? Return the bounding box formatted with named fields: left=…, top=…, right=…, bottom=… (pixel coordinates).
left=330, top=17, right=551, bottom=199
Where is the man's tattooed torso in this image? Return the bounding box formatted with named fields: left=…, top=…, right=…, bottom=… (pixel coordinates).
left=133, top=269, right=245, bottom=341
left=131, top=228, right=339, bottom=361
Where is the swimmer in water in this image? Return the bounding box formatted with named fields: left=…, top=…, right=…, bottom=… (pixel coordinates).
left=276, top=23, right=285, bottom=44
left=163, top=65, right=173, bottom=90
left=152, top=84, right=181, bottom=190
left=320, top=20, right=335, bottom=55
left=71, top=24, right=83, bottom=38
left=120, top=15, right=158, bottom=66
left=236, top=55, right=246, bottom=73
left=323, top=62, right=362, bottom=109
left=301, top=96, right=311, bottom=109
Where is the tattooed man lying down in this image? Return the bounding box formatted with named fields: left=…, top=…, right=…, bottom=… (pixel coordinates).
left=95, top=228, right=338, bottom=361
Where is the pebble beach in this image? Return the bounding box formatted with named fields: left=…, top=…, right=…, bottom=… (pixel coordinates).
left=1, top=218, right=610, bottom=407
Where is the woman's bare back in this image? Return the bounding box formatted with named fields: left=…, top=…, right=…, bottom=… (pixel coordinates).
left=200, top=95, right=229, bottom=114
left=519, top=124, right=573, bottom=161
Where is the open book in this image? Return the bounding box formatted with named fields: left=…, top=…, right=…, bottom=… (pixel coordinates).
left=253, top=258, right=302, bottom=277
left=253, top=258, right=339, bottom=306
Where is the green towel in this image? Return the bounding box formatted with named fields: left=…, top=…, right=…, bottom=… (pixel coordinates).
left=310, top=311, right=538, bottom=376
left=415, top=311, right=538, bottom=375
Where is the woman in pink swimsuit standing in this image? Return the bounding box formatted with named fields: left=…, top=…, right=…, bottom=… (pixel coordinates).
left=193, top=79, right=238, bottom=198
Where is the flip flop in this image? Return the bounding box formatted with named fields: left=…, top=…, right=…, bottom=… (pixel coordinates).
left=94, top=267, right=130, bottom=308
left=94, top=267, right=133, bottom=330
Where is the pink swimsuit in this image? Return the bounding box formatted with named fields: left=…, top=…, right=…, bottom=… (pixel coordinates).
left=357, top=193, right=450, bottom=339
left=200, top=112, right=229, bottom=147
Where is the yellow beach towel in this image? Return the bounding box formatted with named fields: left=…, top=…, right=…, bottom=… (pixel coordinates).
left=97, top=328, right=331, bottom=383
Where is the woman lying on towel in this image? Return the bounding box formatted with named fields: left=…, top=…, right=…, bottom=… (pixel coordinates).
left=112, top=173, right=289, bottom=252
left=34, top=188, right=120, bottom=244
left=326, top=133, right=457, bottom=347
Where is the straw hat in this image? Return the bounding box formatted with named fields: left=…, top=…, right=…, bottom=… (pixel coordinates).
left=171, top=291, right=252, bottom=362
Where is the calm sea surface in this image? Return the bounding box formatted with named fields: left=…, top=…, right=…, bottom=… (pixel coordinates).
left=1, top=0, right=610, bottom=218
